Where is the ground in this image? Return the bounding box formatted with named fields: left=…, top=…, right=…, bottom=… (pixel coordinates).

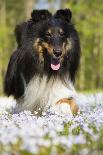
left=0, top=93, right=103, bottom=155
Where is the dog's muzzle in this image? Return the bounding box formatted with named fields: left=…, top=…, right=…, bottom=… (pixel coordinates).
left=51, top=49, right=62, bottom=71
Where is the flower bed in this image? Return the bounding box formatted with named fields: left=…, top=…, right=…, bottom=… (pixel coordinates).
left=0, top=93, right=103, bottom=155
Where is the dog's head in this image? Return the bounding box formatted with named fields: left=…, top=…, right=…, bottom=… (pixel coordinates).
left=15, top=9, right=80, bottom=81
left=32, top=9, right=75, bottom=71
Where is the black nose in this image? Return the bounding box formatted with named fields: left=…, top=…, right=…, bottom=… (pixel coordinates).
left=53, top=49, right=62, bottom=57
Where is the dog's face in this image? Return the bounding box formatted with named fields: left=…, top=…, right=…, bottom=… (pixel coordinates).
left=34, top=20, right=73, bottom=71
left=31, top=9, right=76, bottom=72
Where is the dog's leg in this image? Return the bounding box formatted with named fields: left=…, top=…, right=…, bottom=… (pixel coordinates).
left=51, top=98, right=79, bottom=115
left=56, top=98, right=79, bottom=115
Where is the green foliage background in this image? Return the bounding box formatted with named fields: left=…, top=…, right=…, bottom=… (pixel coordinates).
left=0, top=0, right=103, bottom=95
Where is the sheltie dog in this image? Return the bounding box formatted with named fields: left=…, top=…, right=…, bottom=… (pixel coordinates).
left=4, top=9, right=81, bottom=115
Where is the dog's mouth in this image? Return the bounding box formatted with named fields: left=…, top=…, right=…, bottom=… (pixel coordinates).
left=51, top=57, right=60, bottom=71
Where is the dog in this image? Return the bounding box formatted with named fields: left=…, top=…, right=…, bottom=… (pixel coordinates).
left=4, top=9, right=81, bottom=115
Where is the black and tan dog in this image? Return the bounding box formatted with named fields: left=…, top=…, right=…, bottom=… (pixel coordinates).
left=4, top=9, right=81, bottom=115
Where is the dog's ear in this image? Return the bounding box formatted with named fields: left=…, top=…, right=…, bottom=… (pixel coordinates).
left=55, top=9, right=72, bottom=22
left=31, top=10, right=52, bottom=22
left=15, top=22, right=26, bottom=47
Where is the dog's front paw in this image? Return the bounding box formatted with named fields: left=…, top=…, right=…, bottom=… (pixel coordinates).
left=51, top=98, right=79, bottom=115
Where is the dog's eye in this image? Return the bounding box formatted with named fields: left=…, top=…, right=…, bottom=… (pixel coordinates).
left=45, top=32, right=52, bottom=38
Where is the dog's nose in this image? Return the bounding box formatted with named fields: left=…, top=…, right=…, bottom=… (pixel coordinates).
left=53, top=49, right=62, bottom=57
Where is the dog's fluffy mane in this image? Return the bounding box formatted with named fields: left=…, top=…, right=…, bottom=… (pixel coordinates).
left=4, top=9, right=81, bottom=113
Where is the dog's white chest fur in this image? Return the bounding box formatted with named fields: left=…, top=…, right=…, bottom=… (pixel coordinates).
left=15, top=75, right=76, bottom=113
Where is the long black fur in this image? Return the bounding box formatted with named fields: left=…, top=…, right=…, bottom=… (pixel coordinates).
left=4, top=9, right=81, bottom=99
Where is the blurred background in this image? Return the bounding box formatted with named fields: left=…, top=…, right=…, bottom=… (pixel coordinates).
left=0, top=0, right=103, bottom=95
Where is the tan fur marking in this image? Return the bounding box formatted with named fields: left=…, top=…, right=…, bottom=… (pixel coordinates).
left=42, top=42, right=53, bottom=54
left=62, top=39, right=72, bottom=56
left=33, top=39, right=54, bottom=61
left=65, top=38, right=72, bottom=51
left=38, top=45, right=44, bottom=62
left=33, top=38, right=40, bottom=47
left=63, top=42, right=66, bottom=52
left=56, top=98, right=79, bottom=115
left=33, top=38, right=44, bottom=62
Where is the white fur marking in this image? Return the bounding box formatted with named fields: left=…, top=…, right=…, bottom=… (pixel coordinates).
left=14, top=75, right=77, bottom=113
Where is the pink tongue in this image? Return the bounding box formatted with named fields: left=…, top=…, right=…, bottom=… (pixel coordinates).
left=51, top=63, right=60, bottom=70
